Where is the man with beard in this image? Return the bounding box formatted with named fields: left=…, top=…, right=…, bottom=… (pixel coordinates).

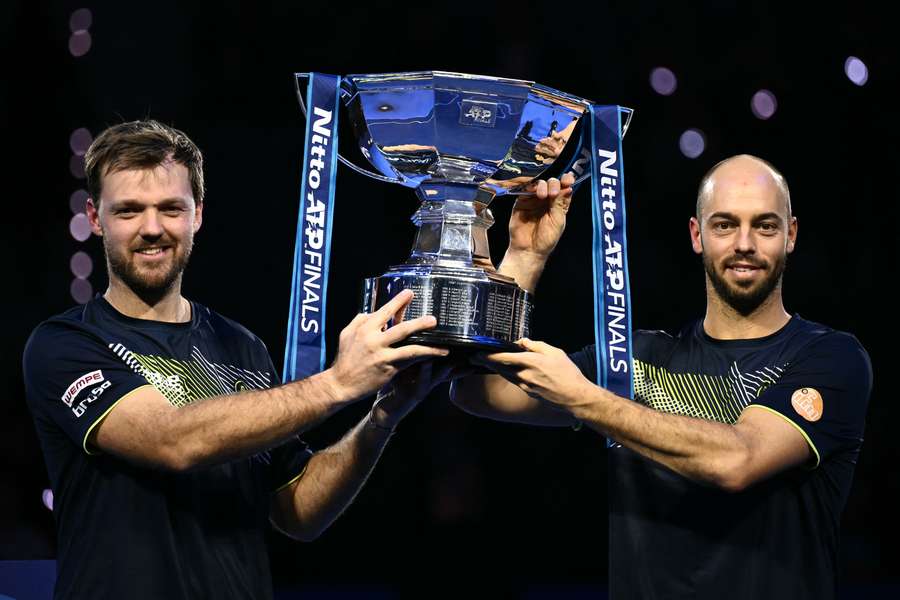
left=22, top=120, right=453, bottom=599
left=452, top=155, right=872, bottom=600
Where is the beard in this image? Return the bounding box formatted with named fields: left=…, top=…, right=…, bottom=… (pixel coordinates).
left=103, top=234, right=193, bottom=304
left=703, top=250, right=786, bottom=317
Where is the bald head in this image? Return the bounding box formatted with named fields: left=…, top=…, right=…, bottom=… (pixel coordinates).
left=696, top=154, right=791, bottom=223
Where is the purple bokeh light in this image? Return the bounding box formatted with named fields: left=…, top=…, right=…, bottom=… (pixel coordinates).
left=751, top=90, right=778, bottom=120
left=70, top=128, right=93, bottom=156
left=649, top=67, right=678, bottom=96
left=70, top=189, right=89, bottom=215
left=71, top=278, right=93, bottom=304
left=679, top=129, right=706, bottom=159
left=69, top=31, right=92, bottom=57
left=69, top=8, right=93, bottom=33
left=70, top=213, right=92, bottom=242
left=71, top=251, right=94, bottom=279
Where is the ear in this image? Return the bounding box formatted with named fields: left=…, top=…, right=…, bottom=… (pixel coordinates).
left=786, top=216, right=797, bottom=254
left=689, top=217, right=703, bottom=254
left=193, top=200, right=203, bottom=233
left=86, top=198, right=103, bottom=237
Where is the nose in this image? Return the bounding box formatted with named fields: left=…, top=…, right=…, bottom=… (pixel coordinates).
left=734, top=225, right=756, bottom=255
left=138, top=208, right=164, bottom=239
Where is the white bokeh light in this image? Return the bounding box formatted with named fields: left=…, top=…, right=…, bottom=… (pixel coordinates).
left=844, top=56, right=868, bottom=86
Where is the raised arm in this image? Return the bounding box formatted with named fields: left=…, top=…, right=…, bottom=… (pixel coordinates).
left=450, top=173, right=577, bottom=426
left=270, top=360, right=459, bottom=540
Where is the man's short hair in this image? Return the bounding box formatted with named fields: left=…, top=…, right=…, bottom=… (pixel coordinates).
left=696, top=154, right=791, bottom=221
left=85, top=120, right=204, bottom=208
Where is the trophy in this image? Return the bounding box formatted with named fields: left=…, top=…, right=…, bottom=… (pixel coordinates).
left=285, top=71, right=632, bottom=381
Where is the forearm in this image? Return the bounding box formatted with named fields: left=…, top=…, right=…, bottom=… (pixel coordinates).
left=167, top=369, right=353, bottom=470
left=451, top=374, right=574, bottom=427
left=571, top=386, right=750, bottom=489
left=279, top=410, right=394, bottom=540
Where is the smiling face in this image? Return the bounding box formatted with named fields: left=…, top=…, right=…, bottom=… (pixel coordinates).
left=690, top=156, right=797, bottom=316
left=87, top=160, right=203, bottom=301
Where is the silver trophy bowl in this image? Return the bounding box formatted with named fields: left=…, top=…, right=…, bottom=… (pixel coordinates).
left=299, top=71, right=620, bottom=351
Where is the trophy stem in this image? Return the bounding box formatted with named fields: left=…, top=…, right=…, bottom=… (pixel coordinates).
left=405, top=199, right=513, bottom=284
left=360, top=198, right=531, bottom=351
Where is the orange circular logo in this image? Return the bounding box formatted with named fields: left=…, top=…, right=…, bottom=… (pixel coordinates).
left=791, top=387, right=823, bottom=422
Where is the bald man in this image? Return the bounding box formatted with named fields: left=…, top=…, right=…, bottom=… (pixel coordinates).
left=452, top=156, right=872, bottom=600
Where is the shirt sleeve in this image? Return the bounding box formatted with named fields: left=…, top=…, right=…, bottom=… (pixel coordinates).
left=569, top=344, right=598, bottom=384
left=23, top=321, right=152, bottom=455
left=267, top=436, right=315, bottom=493
left=746, top=332, right=872, bottom=468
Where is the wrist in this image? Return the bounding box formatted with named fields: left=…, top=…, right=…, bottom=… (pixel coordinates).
left=316, top=369, right=355, bottom=408
left=567, top=383, right=608, bottom=425
left=367, top=402, right=397, bottom=434
left=502, top=248, right=551, bottom=267
left=499, top=250, right=549, bottom=294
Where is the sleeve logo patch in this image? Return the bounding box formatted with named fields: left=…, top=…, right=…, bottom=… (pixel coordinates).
left=61, top=370, right=105, bottom=407
left=791, top=387, right=823, bottom=422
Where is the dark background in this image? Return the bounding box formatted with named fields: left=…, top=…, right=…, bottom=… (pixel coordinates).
left=2, top=1, right=897, bottom=596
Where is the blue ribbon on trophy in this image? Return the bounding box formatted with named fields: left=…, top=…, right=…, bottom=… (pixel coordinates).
left=283, top=73, right=340, bottom=382
left=588, top=106, right=634, bottom=403
left=284, top=72, right=634, bottom=404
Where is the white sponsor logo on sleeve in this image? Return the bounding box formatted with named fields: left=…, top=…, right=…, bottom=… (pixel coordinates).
left=61, top=370, right=105, bottom=407
left=72, top=380, right=111, bottom=417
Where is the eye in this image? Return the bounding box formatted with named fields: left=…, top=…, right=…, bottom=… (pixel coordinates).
left=713, top=221, right=734, bottom=231
left=758, top=222, right=778, bottom=233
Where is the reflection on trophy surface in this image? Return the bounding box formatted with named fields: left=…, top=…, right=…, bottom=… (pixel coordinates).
left=327, top=71, right=598, bottom=351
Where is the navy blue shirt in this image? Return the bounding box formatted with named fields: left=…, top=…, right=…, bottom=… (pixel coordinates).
left=23, top=296, right=312, bottom=600
left=569, top=314, right=872, bottom=600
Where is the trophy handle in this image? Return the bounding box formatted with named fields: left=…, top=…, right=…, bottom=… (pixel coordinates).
left=294, top=73, right=405, bottom=186
left=507, top=106, right=634, bottom=196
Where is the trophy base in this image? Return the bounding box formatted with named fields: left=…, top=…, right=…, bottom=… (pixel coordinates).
left=362, top=266, right=533, bottom=352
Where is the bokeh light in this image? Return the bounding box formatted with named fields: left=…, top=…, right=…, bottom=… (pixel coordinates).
left=70, top=189, right=89, bottom=215
left=679, top=129, right=706, bottom=159
left=69, top=31, right=92, bottom=57
left=69, top=213, right=92, bottom=241
left=650, top=67, right=678, bottom=96
left=71, top=251, right=94, bottom=279
left=69, top=8, right=93, bottom=33
left=71, top=278, right=94, bottom=304
left=70, top=128, right=93, bottom=156
left=845, top=56, right=868, bottom=86
left=751, top=89, right=778, bottom=120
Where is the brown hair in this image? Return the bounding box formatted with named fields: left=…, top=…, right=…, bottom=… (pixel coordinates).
left=85, top=120, right=204, bottom=207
